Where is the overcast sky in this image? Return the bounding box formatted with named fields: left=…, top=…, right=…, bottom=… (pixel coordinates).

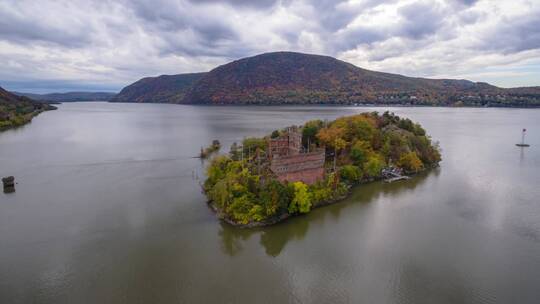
left=1, top=0, right=539, bottom=93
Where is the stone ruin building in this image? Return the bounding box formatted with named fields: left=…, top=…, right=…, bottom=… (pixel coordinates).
left=268, top=127, right=325, bottom=185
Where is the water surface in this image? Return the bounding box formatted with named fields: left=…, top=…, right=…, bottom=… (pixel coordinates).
left=1, top=103, right=539, bottom=303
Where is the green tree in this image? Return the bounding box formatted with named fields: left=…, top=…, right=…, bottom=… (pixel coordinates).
left=242, top=137, right=267, bottom=157
left=204, top=155, right=231, bottom=189
left=259, top=179, right=291, bottom=216
left=348, top=115, right=376, bottom=142
left=350, top=140, right=371, bottom=166
left=363, top=156, right=385, bottom=178
left=288, top=181, right=312, bottom=214
left=227, top=194, right=255, bottom=224
left=339, top=165, right=362, bottom=183
left=302, top=119, right=323, bottom=146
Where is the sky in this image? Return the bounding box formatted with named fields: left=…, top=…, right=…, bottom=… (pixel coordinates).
left=0, top=0, right=539, bottom=93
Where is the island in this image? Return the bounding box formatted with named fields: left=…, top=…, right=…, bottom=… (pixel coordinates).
left=203, top=112, right=442, bottom=227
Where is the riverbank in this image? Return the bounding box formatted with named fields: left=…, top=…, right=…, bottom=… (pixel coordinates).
left=0, top=105, right=57, bottom=132
left=207, top=165, right=438, bottom=228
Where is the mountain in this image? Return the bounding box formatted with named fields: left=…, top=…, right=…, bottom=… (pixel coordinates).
left=14, top=91, right=117, bottom=102
left=184, top=52, right=539, bottom=106
left=0, top=86, right=56, bottom=131
left=115, top=52, right=540, bottom=107
left=110, top=73, right=206, bottom=103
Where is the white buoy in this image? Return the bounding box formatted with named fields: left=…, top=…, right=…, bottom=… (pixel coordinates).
left=516, top=128, right=530, bottom=147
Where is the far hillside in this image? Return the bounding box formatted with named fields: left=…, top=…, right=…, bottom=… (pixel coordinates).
left=14, top=91, right=117, bottom=102
left=1, top=86, right=56, bottom=131
left=110, top=73, right=206, bottom=103
left=112, top=52, right=540, bottom=107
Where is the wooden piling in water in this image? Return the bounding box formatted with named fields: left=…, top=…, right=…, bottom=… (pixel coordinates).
left=2, top=176, right=15, bottom=193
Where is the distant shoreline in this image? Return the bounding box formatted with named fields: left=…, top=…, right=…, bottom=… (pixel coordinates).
left=107, top=100, right=540, bottom=109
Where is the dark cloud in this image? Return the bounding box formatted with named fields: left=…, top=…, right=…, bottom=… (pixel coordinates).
left=311, top=0, right=399, bottom=33
left=0, top=6, right=92, bottom=47
left=480, top=12, right=540, bottom=54
left=309, top=0, right=353, bottom=31
left=130, top=0, right=241, bottom=57
left=458, top=9, right=483, bottom=25
left=130, top=0, right=189, bottom=31
left=398, top=1, right=446, bottom=39
left=332, top=0, right=445, bottom=52
left=189, top=0, right=280, bottom=9
left=451, top=0, right=478, bottom=7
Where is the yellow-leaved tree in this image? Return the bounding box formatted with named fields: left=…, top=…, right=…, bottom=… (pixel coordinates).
left=288, top=182, right=312, bottom=214
left=398, top=152, right=424, bottom=173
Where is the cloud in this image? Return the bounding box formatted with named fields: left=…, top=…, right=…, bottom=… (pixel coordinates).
left=0, top=0, right=539, bottom=92
left=397, top=1, right=446, bottom=39
left=0, top=1, right=94, bottom=47
left=189, top=0, right=280, bottom=9
left=479, top=12, right=540, bottom=53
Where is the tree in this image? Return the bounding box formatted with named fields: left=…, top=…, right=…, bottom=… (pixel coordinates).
left=340, top=165, right=362, bottom=183
left=363, top=156, right=385, bottom=178
left=316, top=125, right=346, bottom=149
left=398, top=118, right=414, bottom=132
left=412, top=123, right=426, bottom=136
left=382, top=130, right=408, bottom=163
left=348, top=115, right=377, bottom=142
left=208, top=178, right=231, bottom=209
left=242, top=137, right=267, bottom=157
left=398, top=151, right=423, bottom=173
left=302, top=119, right=323, bottom=147
left=310, top=182, right=332, bottom=205
left=350, top=140, right=371, bottom=166
left=227, top=194, right=255, bottom=224
left=205, top=155, right=231, bottom=189
left=259, top=179, right=291, bottom=216
left=288, top=182, right=312, bottom=214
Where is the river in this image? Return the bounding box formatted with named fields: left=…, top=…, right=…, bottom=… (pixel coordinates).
left=1, top=102, right=539, bottom=303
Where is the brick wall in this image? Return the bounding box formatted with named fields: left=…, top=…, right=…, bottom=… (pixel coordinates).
left=270, top=150, right=325, bottom=184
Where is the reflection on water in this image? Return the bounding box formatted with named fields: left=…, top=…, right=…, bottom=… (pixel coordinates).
left=519, top=146, right=526, bottom=164
left=219, top=170, right=436, bottom=258
left=1, top=103, right=540, bottom=304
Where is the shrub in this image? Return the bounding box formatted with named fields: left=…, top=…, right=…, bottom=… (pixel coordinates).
left=340, top=165, right=362, bottom=183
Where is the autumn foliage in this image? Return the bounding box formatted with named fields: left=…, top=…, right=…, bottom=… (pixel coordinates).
left=203, top=111, right=441, bottom=226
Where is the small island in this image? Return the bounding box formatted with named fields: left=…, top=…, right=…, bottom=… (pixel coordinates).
left=203, top=112, right=441, bottom=227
